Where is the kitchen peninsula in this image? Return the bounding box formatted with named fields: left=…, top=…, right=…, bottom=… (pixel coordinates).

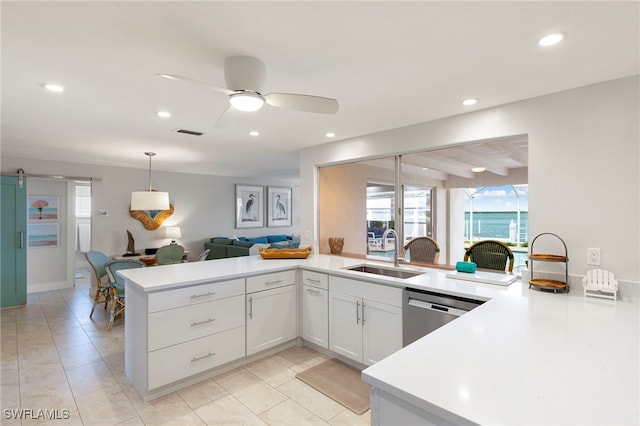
left=118, top=254, right=639, bottom=425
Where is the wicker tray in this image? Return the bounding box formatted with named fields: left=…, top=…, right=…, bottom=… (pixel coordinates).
left=258, top=246, right=312, bottom=259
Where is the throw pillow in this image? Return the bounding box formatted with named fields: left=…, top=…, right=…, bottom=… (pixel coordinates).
left=233, top=240, right=254, bottom=248
left=212, top=238, right=234, bottom=245
left=247, top=236, right=269, bottom=244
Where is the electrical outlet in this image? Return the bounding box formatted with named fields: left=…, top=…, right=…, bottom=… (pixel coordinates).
left=587, top=248, right=601, bottom=266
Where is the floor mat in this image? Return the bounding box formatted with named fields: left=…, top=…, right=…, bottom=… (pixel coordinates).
left=295, top=358, right=370, bottom=415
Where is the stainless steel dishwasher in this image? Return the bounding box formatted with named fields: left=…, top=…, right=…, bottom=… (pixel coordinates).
left=403, top=288, right=484, bottom=346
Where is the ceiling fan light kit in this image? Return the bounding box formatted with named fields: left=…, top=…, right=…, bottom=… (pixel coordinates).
left=158, top=55, right=339, bottom=126
left=229, top=92, right=265, bottom=112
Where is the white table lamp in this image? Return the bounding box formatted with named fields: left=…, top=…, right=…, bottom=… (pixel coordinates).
left=164, top=226, right=181, bottom=244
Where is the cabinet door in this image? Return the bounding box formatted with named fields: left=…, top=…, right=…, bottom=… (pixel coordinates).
left=329, top=291, right=363, bottom=363
left=362, top=299, right=403, bottom=366
left=302, top=284, right=328, bottom=348
left=246, top=285, right=297, bottom=356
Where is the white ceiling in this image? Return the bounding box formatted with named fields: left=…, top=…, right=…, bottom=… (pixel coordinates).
left=2, top=2, right=638, bottom=177
left=362, top=134, right=528, bottom=185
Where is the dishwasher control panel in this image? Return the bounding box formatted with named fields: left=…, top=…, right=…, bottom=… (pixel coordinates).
left=408, top=298, right=468, bottom=317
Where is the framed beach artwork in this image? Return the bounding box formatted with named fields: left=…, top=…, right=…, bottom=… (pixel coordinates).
left=28, top=223, right=59, bottom=248
left=28, top=196, right=59, bottom=222
left=235, top=184, right=264, bottom=228
left=267, top=186, right=292, bottom=227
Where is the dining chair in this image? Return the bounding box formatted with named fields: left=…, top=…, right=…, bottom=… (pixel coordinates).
left=400, top=237, right=440, bottom=263
left=156, top=244, right=185, bottom=265
left=104, top=259, right=144, bottom=331
left=85, top=251, right=112, bottom=318
left=464, top=240, right=514, bottom=272
left=195, top=248, right=210, bottom=262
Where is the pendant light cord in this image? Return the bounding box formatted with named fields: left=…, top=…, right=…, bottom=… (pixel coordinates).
left=145, top=152, right=156, bottom=191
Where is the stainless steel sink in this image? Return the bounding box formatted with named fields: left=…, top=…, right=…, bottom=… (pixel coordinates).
left=345, top=264, right=424, bottom=279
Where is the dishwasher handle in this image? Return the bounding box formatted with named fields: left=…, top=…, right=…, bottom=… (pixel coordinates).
left=407, top=298, right=468, bottom=317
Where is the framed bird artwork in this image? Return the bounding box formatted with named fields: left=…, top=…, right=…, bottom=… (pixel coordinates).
left=235, top=184, right=264, bottom=228
left=267, top=186, right=292, bottom=227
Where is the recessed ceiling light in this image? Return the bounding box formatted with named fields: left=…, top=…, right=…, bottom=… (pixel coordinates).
left=538, top=32, right=565, bottom=47
left=156, top=111, right=171, bottom=118
left=326, top=132, right=336, bottom=138
left=249, top=131, right=260, bottom=136
left=462, top=98, right=477, bottom=106
left=471, top=167, right=486, bottom=173
left=44, top=84, right=64, bottom=93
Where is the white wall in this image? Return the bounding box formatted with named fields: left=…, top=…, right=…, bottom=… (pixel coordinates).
left=1, top=157, right=300, bottom=291
left=301, top=76, right=640, bottom=285
left=26, top=179, right=72, bottom=292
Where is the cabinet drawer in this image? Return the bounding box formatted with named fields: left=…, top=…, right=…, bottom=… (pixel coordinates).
left=148, top=295, right=245, bottom=351
left=148, top=326, right=245, bottom=390
left=246, top=270, right=296, bottom=293
left=329, top=275, right=403, bottom=307
left=148, top=278, right=244, bottom=313
left=302, top=270, right=328, bottom=290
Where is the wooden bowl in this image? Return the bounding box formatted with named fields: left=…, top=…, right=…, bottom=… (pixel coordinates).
left=258, top=246, right=312, bottom=259
left=140, top=256, right=158, bottom=266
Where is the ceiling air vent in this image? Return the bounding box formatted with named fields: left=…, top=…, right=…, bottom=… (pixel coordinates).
left=175, top=129, right=204, bottom=136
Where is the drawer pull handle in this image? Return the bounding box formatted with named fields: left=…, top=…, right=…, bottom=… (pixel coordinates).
left=248, top=296, right=253, bottom=319
left=265, top=279, right=283, bottom=285
left=190, top=318, right=216, bottom=327
left=190, top=291, right=216, bottom=299
left=306, top=278, right=320, bottom=283
left=191, top=352, right=216, bottom=362
left=306, top=288, right=321, bottom=294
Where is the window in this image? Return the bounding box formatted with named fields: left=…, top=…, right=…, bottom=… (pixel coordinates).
left=465, top=185, right=528, bottom=268
left=366, top=183, right=433, bottom=257
left=75, top=184, right=91, bottom=218
left=403, top=186, right=433, bottom=240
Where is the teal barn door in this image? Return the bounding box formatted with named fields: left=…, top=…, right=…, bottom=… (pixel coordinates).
left=1, top=176, right=27, bottom=307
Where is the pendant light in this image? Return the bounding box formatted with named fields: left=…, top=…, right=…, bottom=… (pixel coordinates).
left=130, top=152, right=170, bottom=211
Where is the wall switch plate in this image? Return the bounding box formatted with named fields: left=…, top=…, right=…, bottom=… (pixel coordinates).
left=587, top=248, right=601, bottom=266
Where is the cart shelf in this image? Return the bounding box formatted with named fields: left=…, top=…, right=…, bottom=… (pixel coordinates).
left=528, top=233, right=569, bottom=293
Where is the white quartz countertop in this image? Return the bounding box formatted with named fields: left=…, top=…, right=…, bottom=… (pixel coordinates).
left=362, top=283, right=640, bottom=425
left=119, top=254, right=639, bottom=425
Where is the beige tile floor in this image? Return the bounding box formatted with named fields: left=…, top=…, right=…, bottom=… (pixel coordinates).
left=0, top=281, right=370, bottom=426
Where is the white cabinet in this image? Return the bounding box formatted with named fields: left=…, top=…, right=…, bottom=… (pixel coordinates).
left=328, top=276, right=402, bottom=366
left=126, top=278, right=246, bottom=396
left=246, top=270, right=298, bottom=356
left=301, top=270, right=329, bottom=348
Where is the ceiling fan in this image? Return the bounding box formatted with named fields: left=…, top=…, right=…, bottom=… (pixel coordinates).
left=158, top=55, right=339, bottom=127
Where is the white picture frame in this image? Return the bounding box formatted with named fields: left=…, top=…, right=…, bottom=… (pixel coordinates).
left=267, top=186, right=292, bottom=227
left=235, top=184, right=264, bottom=228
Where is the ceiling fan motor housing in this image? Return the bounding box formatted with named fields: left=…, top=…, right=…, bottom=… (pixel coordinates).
left=224, top=56, right=267, bottom=93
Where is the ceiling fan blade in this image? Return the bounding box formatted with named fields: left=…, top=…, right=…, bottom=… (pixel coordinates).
left=156, top=74, right=233, bottom=95
left=213, top=106, right=243, bottom=129
left=264, top=93, right=339, bottom=114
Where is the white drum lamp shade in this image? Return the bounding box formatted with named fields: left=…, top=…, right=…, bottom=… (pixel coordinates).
left=130, top=152, right=170, bottom=211
left=164, top=226, right=181, bottom=244
left=131, top=191, right=170, bottom=211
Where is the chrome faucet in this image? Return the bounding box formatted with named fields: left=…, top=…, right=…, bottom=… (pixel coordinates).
left=382, top=228, right=402, bottom=267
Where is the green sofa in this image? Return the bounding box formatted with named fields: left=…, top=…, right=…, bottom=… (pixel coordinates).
left=204, top=235, right=300, bottom=260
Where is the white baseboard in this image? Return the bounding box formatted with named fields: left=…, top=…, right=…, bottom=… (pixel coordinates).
left=28, top=280, right=74, bottom=293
